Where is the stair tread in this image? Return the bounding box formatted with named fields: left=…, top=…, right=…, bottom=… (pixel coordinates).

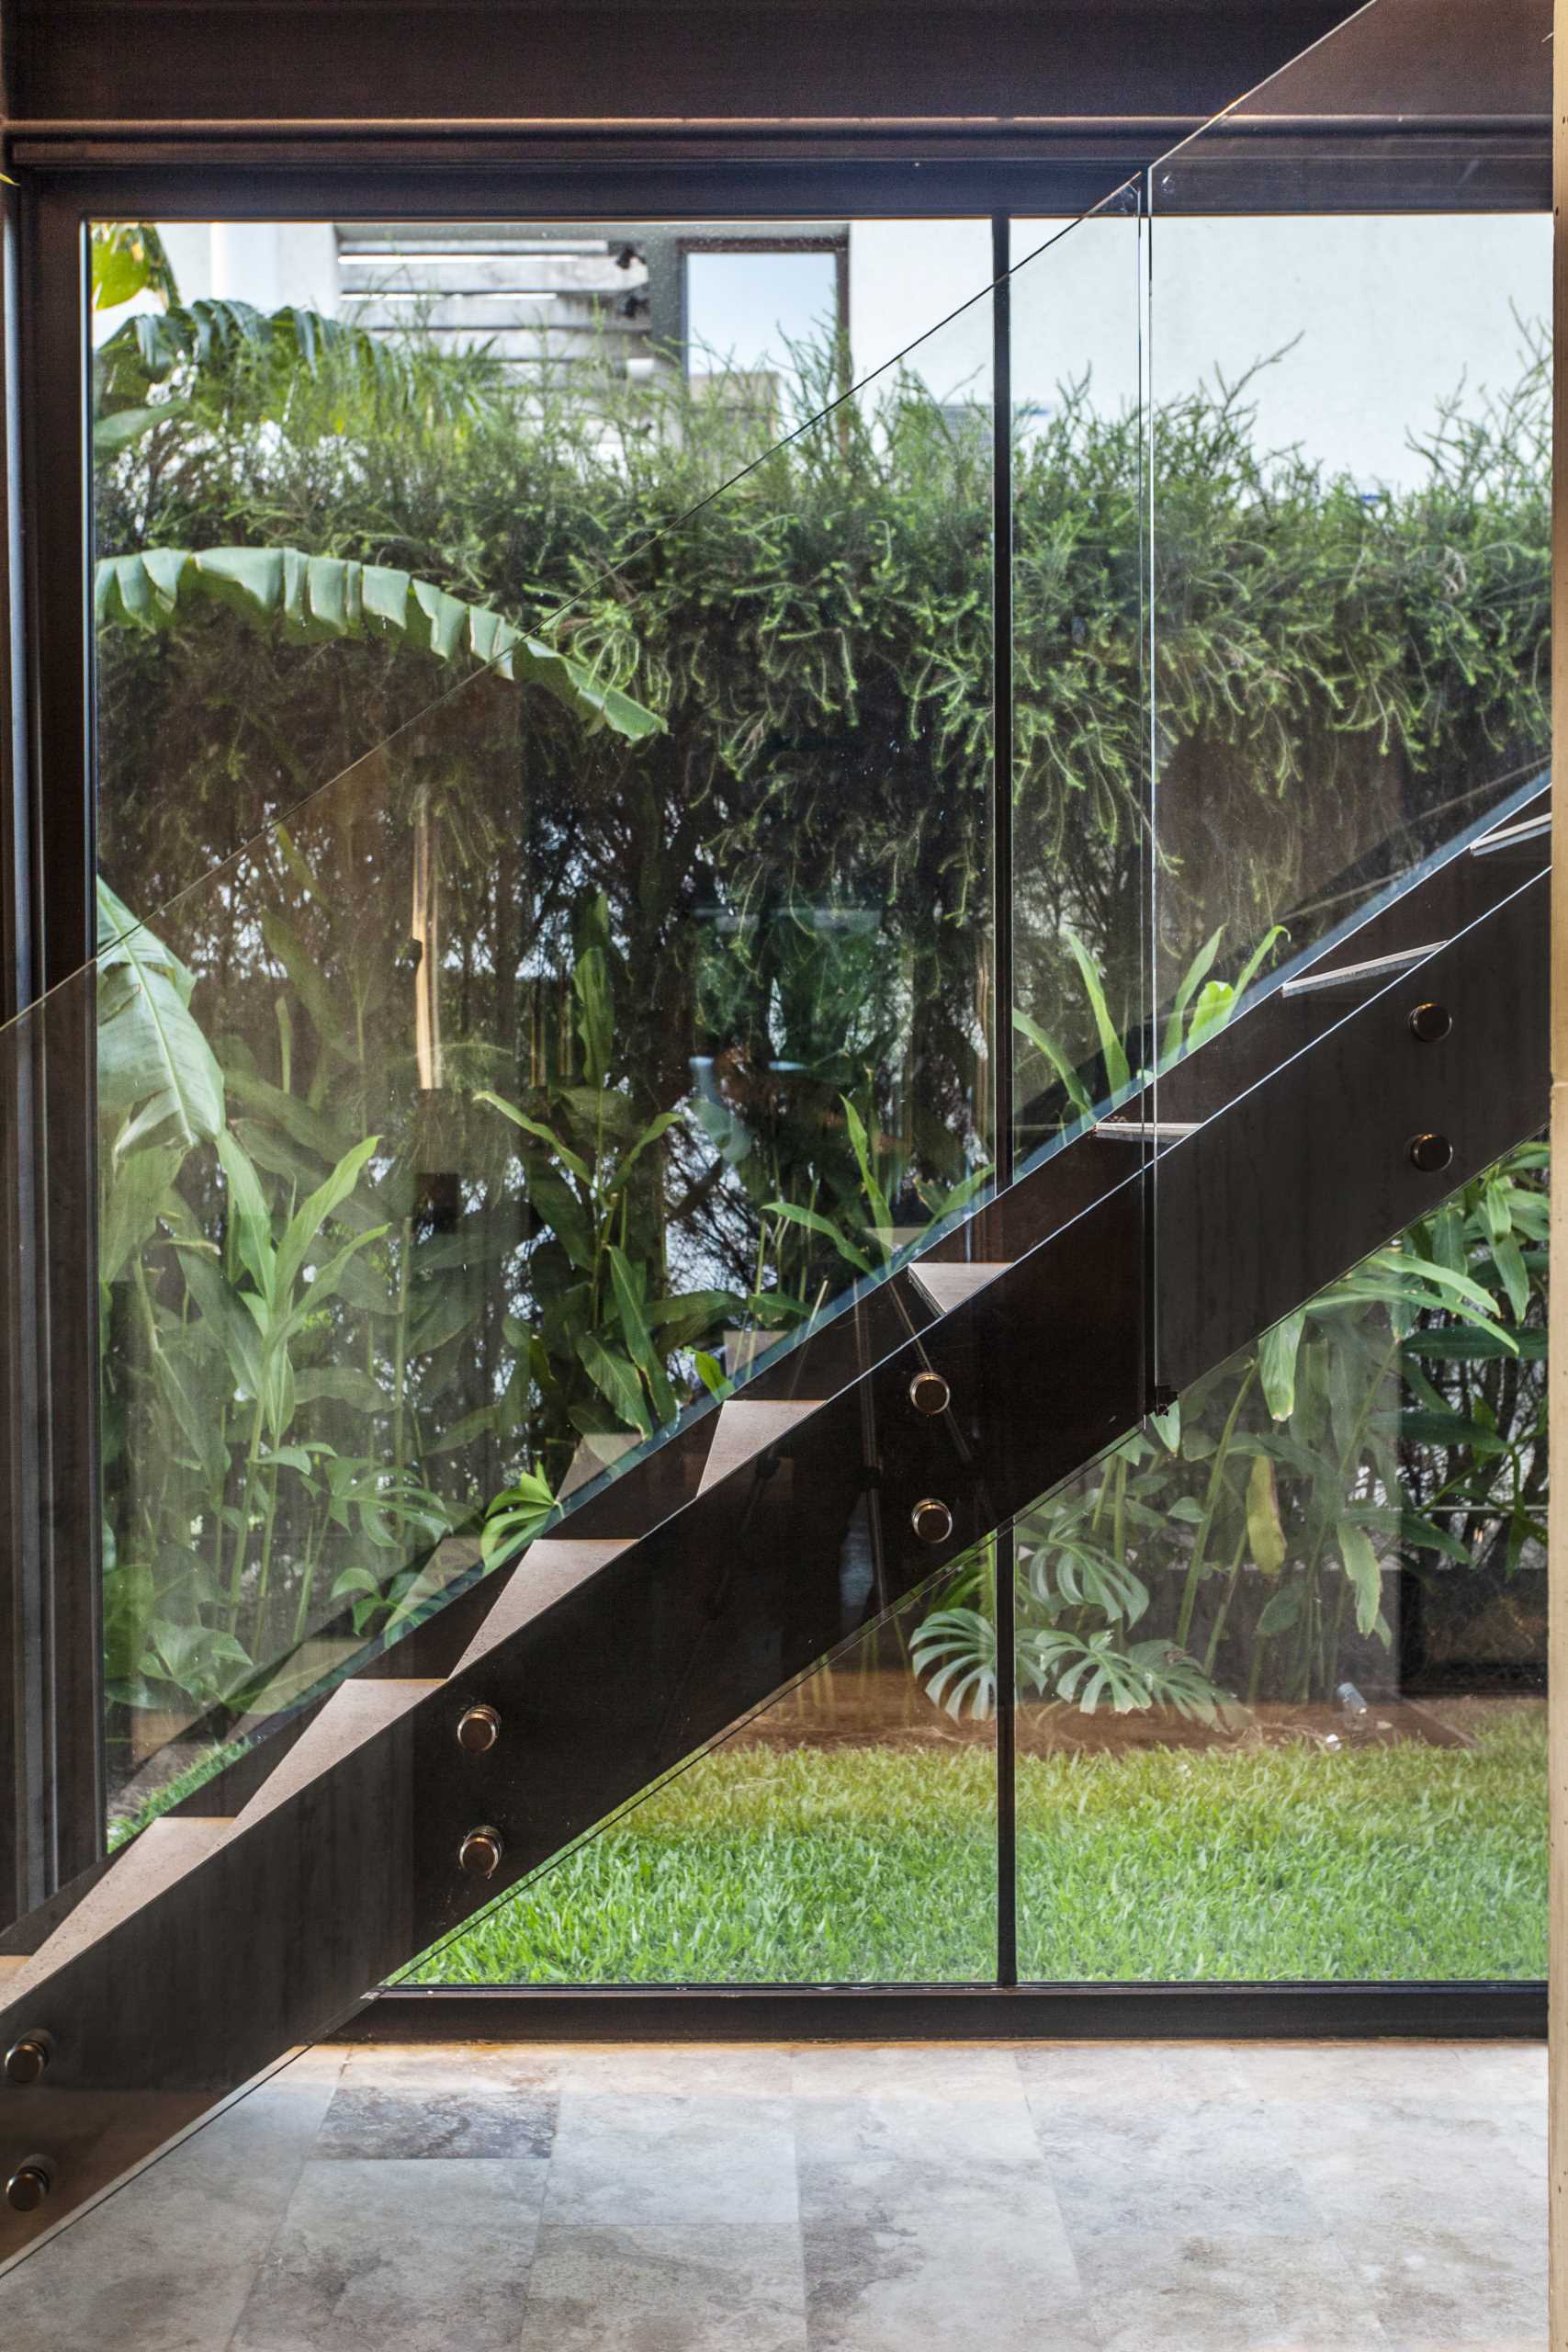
left=1471, top=811, right=1551, bottom=854
left=231, top=1678, right=443, bottom=1835
left=3, top=1817, right=235, bottom=2007
left=558, top=1431, right=640, bottom=1499
left=908, top=1261, right=1010, bottom=1316
left=697, top=1397, right=821, bottom=1495
left=1096, top=1119, right=1199, bottom=1140
left=452, top=1539, right=637, bottom=1676
left=1282, top=940, right=1445, bottom=996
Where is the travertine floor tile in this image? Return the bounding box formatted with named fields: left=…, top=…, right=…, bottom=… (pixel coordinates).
left=0, top=2036, right=1541, bottom=2352
left=0, top=2050, right=341, bottom=2352
left=230, top=2155, right=539, bottom=2352
left=544, top=2071, right=798, bottom=2226
left=1078, top=2228, right=1386, bottom=2350
left=519, top=2222, right=807, bottom=2351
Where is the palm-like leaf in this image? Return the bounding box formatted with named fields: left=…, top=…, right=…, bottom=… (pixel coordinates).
left=96, top=547, right=661, bottom=742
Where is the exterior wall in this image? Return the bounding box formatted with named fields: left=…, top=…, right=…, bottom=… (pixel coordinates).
left=105, top=212, right=1552, bottom=488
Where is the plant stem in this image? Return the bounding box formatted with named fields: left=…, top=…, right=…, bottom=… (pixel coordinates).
left=1177, top=1363, right=1256, bottom=1651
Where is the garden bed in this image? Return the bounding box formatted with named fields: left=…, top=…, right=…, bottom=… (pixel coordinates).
left=725, top=1665, right=1483, bottom=1757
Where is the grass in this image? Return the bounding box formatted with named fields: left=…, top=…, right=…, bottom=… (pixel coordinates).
left=408, top=1703, right=1547, bottom=1986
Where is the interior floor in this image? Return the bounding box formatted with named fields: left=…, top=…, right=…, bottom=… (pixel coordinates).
left=0, top=2035, right=1543, bottom=2350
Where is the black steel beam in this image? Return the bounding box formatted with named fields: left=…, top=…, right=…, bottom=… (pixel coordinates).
left=6, top=4, right=1360, bottom=132
left=0, top=865, right=1550, bottom=2265
left=343, top=1979, right=1549, bottom=2043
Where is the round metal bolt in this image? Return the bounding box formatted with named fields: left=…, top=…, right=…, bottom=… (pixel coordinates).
left=458, top=1826, right=503, bottom=1879
left=5, top=2159, right=53, bottom=2215
left=1407, top=1001, right=1452, bottom=1045
left=1408, top=1132, right=1454, bottom=1175
left=911, top=1497, right=954, bottom=1546
left=3, top=2031, right=53, bottom=2088
left=908, top=1369, right=951, bottom=1419
left=456, top=1704, right=502, bottom=1756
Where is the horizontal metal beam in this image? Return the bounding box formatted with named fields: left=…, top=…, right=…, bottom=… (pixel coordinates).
left=344, top=1980, right=1549, bottom=2042
left=6, top=3, right=1359, bottom=133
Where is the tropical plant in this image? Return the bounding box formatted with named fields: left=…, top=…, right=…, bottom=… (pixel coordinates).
left=96, top=546, right=660, bottom=740
left=913, top=1141, right=1545, bottom=1723
left=473, top=892, right=743, bottom=1487
left=85, top=234, right=1551, bottom=1805
left=1013, top=921, right=1289, bottom=1130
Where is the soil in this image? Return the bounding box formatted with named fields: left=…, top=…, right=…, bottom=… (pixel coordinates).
left=722, top=1671, right=1535, bottom=1758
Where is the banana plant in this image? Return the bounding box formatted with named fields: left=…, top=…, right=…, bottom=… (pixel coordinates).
left=96, top=546, right=661, bottom=741
left=475, top=895, right=742, bottom=1487
left=1012, top=921, right=1288, bottom=1131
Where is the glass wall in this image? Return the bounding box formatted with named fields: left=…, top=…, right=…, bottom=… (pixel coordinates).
left=85, top=217, right=1018, bottom=1851
left=84, top=131, right=1549, bottom=1982
left=1148, top=136, right=1550, bottom=1057
left=411, top=1571, right=998, bottom=1986
left=1015, top=1148, right=1547, bottom=1981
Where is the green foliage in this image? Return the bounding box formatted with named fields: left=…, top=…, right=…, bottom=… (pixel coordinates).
left=916, top=1142, right=1547, bottom=1721
left=93, top=294, right=482, bottom=447
left=90, top=223, right=181, bottom=314
left=1013, top=921, right=1289, bottom=1123
left=87, top=270, right=1551, bottom=1816
left=96, top=546, right=660, bottom=741
left=474, top=897, right=738, bottom=1476
left=96, top=877, right=226, bottom=1160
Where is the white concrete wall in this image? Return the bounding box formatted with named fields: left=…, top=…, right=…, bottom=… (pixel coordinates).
left=107, top=212, right=1551, bottom=491
left=95, top=221, right=342, bottom=343
left=850, top=213, right=1549, bottom=490
left=847, top=219, right=993, bottom=402
left=1013, top=212, right=1549, bottom=490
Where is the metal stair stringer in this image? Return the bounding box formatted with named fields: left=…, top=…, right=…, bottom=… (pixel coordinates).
left=0, top=859, right=1550, bottom=2266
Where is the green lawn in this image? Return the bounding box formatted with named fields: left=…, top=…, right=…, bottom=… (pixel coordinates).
left=409, top=1705, right=1547, bottom=1986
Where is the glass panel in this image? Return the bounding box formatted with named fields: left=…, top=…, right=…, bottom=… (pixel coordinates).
left=78, top=226, right=1006, bottom=1853
left=1009, top=191, right=1149, bottom=1167
left=1122, top=3, right=1551, bottom=1992
left=1016, top=1143, right=1547, bottom=1982
left=413, top=1570, right=998, bottom=1985
left=1148, top=4, right=1551, bottom=1073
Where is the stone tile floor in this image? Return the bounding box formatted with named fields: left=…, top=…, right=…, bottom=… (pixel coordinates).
left=0, top=2038, right=1544, bottom=2350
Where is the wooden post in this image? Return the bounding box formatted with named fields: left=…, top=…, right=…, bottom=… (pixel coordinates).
left=1551, top=0, right=1567, bottom=2340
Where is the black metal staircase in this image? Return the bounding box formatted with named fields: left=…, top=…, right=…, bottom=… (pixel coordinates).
left=0, top=784, right=1550, bottom=2260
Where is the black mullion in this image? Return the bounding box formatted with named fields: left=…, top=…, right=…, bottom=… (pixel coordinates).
left=17, top=185, right=105, bottom=1900
left=990, top=212, right=1017, bottom=1988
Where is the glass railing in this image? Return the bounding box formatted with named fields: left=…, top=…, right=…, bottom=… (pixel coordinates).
left=1146, top=0, right=1550, bottom=1103
left=4, top=211, right=1134, bottom=1941
left=44, top=196, right=1172, bottom=1881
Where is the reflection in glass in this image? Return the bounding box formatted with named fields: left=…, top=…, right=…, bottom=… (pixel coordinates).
left=1009, top=198, right=1150, bottom=1164
left=1149, top=158, right=1550, bottom=1049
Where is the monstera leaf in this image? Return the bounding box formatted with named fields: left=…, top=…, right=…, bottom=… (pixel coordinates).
left=95, top=546, right=661, bottom=741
